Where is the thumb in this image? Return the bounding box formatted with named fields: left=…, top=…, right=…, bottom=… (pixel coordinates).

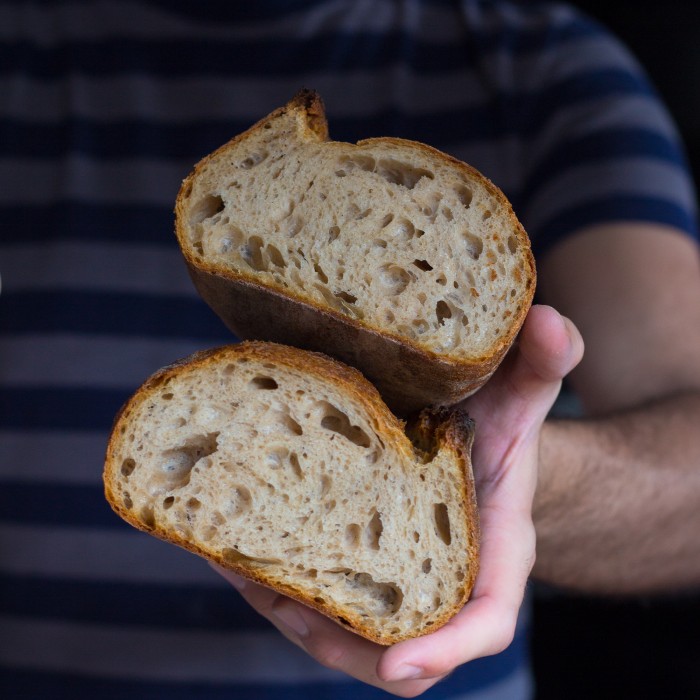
left=467, top=305, right=584, bottom=430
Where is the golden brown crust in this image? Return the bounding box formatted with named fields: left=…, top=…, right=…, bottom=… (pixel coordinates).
left=104, top=341, right=479, bottom=645
left=174, top=89, right=536, bottom=416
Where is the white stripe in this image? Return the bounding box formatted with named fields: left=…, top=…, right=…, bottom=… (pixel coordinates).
left=0, top=615, right=347, bottom=684
left=0, top=0, right=575, bottom=47
left=0, top=336, right=212, bottom=389
left=1, top=32, right=648, bottom=124
left=0, top=243, right=197, bottom=295
left=0, top=430, right=117, bottom=484
left=2, top=72, right=490, bottom=122
left=525, top=159, right=696, bottom=232
left=0, top=523, right=220, bottom=585
left=0, top=615, right=531, bottom=694
left=0, top=157, right=188, bottom=205
left=0, top=0, right=372, bottom=44
left=531, top=94, right=682, bottom=161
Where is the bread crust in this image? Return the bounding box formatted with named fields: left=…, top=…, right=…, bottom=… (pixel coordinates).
left=104, top=341, right=479, bottom=645
left=174, top=90, right=535, bottom=415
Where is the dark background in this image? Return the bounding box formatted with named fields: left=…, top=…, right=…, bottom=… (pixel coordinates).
left=531, top=2, right=700, bottom=697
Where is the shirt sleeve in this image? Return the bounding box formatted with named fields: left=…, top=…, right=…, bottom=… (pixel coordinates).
left=515, top=9, right=698, bottom=256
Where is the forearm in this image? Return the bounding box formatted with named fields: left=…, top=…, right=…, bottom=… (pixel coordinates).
left=533, top=390, right=700, bottom=594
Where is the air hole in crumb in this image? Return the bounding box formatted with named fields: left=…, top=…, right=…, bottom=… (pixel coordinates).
left=227, top=486, right=253, bottom=517
left=345, top=523, right=361, bottom=548
left=267, top=244, right=287, bottom=268
left=422, top=558, right=432, bottom=574
left=163, top=496, right=175, bottom=510
left=314, top=263, right=328, bottom=284
left=277, top=412, right=303, bottom=436
left=455, top=185, right=473, bottom=208
left=412, top=319, right=430, bottom=334
left=328, top=225, right=340, bottom=242
left=123, top=493, right=133, bottom=509
left=159, top=433, right=219, bottom=490
left=508, top=235, right=518, bottom=254
left=434, top=503, right=452, bottom=545
left=319, top=474, right=332, bottom=497
left=378, top=264, right=411, bottom=295
left=289, top=452, right=303, bottom=479
left=318, top=401, right=372, bottom=448
left=391, top=218, right=415, bottom=242
left=436, top=300, right=452, bottom=325
left=341, top=572, right=404, bottom=616
left=412, top=259, right=433, bottom=272
left=335, top=291, right=357, bottom=304
left=285, top=216, right=304, bottom=238
left=190, top=194, right=224, bottom=225
left=365, top=510, right=383, bottom=550
left=413, top=531, right=420, bottom=543
left=463, top=231, right=483, bottom=260
left=241, top=235, right=266, bottom=271
left=121, top=458, right=136, bottom=477
left=186, top=497, right=202, bottom=513
left=239, top=150, right=268, bottom=169
left=376, top=158, right=434, bottom=189
left=140, top=505, right=155, bottom=529
left=250, top=376, right=278, bottom=390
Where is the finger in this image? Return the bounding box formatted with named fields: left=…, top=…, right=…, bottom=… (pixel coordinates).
left=210, top=565, right=301, bottom=647
left=211, top=564, right=440, bottom=696
left=467, top=305, right=583, bottom=484
left=516, top=304, right=584, bottom=385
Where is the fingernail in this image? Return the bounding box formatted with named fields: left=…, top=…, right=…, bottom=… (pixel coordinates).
left=391, top=664, right=424, bottom=681
left=272, top=604, right=310, bottom=638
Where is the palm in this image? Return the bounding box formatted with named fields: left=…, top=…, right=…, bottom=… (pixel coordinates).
left=216, top=305, right=584, bottom=697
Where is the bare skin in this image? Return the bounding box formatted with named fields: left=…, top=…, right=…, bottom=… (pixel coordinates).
left=214, top=222, right=700, bottom=696
left=534, top=223, right=700, bottom=592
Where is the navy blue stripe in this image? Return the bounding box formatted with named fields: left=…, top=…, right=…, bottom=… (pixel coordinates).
left=533, top=196, right=699, bottom=256
left=0, top=69, right=656, bottom=159
left=0, top=291, right=232, bottom=341
left=4, top=35, right=472, bottom=77
left=0, top=480, right=125, bottom=526
left=0, top=203, right=172, bottom=245
left=1, top=22, right=599, bottom=78
left=0, top=633, right=527, bottom=699
left=525, top=128, right=688, bottom=195
left=0, top=0, right=327, bottom=21
left=0, top=574, right=276, bottom=632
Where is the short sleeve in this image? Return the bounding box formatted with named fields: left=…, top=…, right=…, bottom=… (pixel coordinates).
left=515, top=9, right=698, bottom=256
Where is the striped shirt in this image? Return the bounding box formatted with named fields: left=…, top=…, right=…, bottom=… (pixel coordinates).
left=0, top=1, right=696, bottom=698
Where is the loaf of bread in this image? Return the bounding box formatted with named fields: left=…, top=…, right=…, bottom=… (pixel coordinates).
left=175, top=89, right=535, bottom=415
left=104, top=341, right=479, bottom=644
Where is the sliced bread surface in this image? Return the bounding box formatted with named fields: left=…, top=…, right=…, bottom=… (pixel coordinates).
left=175, top=89, right=535, bottom=414
left=104, top=341, right=479, bottom=644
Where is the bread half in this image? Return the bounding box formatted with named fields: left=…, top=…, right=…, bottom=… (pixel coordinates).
left=104, top=341, right=479, bottom=644
left=175, top=89, right=535, bottom=415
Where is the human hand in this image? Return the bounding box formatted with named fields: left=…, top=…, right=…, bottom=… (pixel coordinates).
left=213, top=304, right=584, bottom=697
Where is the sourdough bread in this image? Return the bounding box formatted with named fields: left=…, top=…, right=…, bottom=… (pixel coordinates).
left=175, top=89, right=536, bottom=415
left=104, top=341, right=479, bottom=644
